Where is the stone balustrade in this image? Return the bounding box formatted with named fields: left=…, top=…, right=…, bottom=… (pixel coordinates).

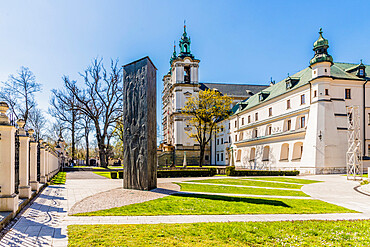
left=0, top=102, right=65, bottom=214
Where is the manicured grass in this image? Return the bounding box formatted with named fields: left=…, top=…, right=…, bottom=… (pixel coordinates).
left=75, top=193, right=355, bottom=216
left=177, top=183, right=309, bottom=197
left=68, top=220, right=370, bottom=246
left=244, top=177, right=320, bottom=184
left=50, top=172, right=66, bottom=185
left=93, top=172, right=112, bottom=179
left=189, top=178, right=303, bottom=189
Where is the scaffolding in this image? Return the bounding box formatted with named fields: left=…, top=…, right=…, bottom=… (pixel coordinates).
left=346, top=106, right=363, bottom=180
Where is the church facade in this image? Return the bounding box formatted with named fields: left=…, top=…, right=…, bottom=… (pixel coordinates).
left=159, top=26, right=267, bottom=166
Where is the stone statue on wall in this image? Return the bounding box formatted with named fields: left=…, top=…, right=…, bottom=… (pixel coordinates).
left=122, top=57, right=157, bottom=190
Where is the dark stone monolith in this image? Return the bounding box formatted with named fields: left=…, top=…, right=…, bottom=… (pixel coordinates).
left=122, top=56, right=157, bottom=190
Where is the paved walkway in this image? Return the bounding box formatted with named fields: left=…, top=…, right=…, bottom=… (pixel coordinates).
left=0, top=173, right=370, bottom=246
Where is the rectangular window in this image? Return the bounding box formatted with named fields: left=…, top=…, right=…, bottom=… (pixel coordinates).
left=217, top=139, right=219, bottom=145
left=345, top=89, right=351, bottom=99
left=287, top=99, right=291, bottom=109
left=221, top=153, right=224, bottom=161
left=325, top=89, right=329, bottom=96
left=287, top=120, right=291, bottom=131
left=314, top=90, right=317, bottom=97
left=268, top=107, right=272, bottom=117
left=217, top=154, right=219, bottom=162
left=229, top=136, right=231, bottom=143
left=242, top=118, right=244, bottom=125
left=248, top=115, right=251, bottom=123
left=255, top=112, right=258, bottom=121
left=235, top=135, right=237, bottom=142
left=301, top=94, right=305, bottom=104
left=300, top=116, right=306, bottom=128
left=221, top=138, right=223, bottom=144
left=228, top=123, right=230, bottom=129
left=368, top=113, right=370, bottom=125
left=268, top=126, right=272, bottom=135
left=235, top=120, right=237, bottom=127
left=205, top=155, right=209, bottom=161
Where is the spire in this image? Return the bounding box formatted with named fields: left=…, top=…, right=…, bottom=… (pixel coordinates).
left=169, top=41, right=177, bottom=65
left=310, top=28, right=333, bottom=66
left=179, top=21, right=194, bottom=59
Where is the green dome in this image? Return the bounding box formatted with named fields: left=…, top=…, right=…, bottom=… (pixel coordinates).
left=310, top=28, right=333, bottom=66
left=313, top=29, right=329, bottom=49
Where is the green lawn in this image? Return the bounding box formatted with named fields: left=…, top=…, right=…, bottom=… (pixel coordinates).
left=74, top=193, right=355, bottom=216
left=93, top=172, right=113, bottom=179
left=68, top=220, right=370, bottom=246
left=72, top=166, right=106, bottom=169
left=244, top=177, right=320, bottom=184
left=50, top=172, right=66, bottom=185
left=177, top=183, right=309, bottom=197
left=188, top=178, right=303, bottom=189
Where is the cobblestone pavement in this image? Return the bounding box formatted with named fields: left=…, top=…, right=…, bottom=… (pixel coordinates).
left=1, top=173, right=370, bottom=246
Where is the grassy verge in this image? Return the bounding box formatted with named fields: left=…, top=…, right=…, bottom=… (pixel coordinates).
left=177, top=183, right=309, bottom=197
left=74, top=193, right=355, bottom=216
left=68, top=220, right=370, bottom=246
left=50, top=172, right=66, bottom=185
left=244, top=177, right=320, bottom=184
left=188, top=178, right=304, bottom=189
left=93, top=172, right=112, bottom=179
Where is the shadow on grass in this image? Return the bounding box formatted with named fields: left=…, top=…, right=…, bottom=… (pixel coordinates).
left=172, top=192, right=292, bottom=207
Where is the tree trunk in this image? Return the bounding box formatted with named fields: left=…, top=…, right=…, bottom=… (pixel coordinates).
left=71, top=109, right=76, bottom=162
left=85, top=129, right=89, bottom=166
left=199, top=144, right=205, bottom=167
left=98, top=139, right=107, bottom=168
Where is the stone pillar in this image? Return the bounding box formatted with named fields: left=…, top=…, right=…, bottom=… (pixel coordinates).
left=28, top=129, right=39, bottom=191
left=17, top=119, right=32, bottom=199
left=0, top=102, right=19, bottom=212
left=123, top=57, right=157, bottom=190
left=39, top=140, right=47, bottom=183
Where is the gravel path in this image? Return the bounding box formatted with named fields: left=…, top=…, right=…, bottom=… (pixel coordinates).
left=69, top=182, right=180, bottom=215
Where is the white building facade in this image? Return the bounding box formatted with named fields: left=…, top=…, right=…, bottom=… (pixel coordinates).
left=228, top=30, right=370, bottom=174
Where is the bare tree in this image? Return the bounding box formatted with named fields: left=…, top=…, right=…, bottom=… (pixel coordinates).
left=49, top=85, right=80, bottom=162
left=0, top=67, right=41, bottom=126
left=64, top=58, right=123, bottom=167
left=77, top=114, right=93, bottom=166
left=28, top=107, right=46, bottom=140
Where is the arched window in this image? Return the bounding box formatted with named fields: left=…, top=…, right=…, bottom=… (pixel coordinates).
left=236, top=149, right=242, bottom=162
left=250, top=148, right=256, bottom=161
left=262, top=146, right=270, bottom=161
left=280, top=143, right=289, bottom=161
left=292, top=142, right=303, bottom=161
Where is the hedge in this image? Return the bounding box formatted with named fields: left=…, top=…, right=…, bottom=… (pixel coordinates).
left=226, top=166, right=299, bottom=176
left=157, top=168, right=217, bottom=178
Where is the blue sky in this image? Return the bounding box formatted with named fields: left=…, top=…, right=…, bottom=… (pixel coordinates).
left=0, top=0, right=369, bottom=137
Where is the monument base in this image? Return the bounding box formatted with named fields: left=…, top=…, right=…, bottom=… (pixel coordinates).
left=40, top=176, right=47, bottom=183
left=19, top=186, right=32, bottom=199
left=0, top=194, right=19, bottom=213
left=30, top=181, right=39, bottom=192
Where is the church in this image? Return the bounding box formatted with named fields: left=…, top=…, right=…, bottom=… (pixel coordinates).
left=159, top=25, right=267, bottom=166
left=160, top=26, right=370, bottom=175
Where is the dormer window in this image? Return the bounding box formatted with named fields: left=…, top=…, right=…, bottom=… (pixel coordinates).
left=258, top=92, right=270, bottom=102
left=359, top=68, right=365, bottom=77
left=286, top=77, right=300, bottom=89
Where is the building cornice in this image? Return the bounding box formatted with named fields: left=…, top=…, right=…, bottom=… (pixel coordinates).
left=236, top=106, right=310, bottom=131
left=234, top=128, right=306, bottom=146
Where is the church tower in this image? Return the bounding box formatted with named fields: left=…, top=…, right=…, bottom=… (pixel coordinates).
left=161, top=24, right=206, bottom=165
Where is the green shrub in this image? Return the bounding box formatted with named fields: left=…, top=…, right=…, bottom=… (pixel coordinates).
left=118, top=171, right=123, bottom=179
left=226, top=166, right=299, bottom=176
left=111, top=172, right=118, bottom=179
left=361, top=179, right=369, bottom=185
left=157, top=168, right=217, bottom=178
